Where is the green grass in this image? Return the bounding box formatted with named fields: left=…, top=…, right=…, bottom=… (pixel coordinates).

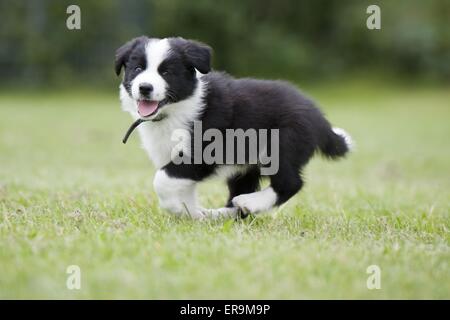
left=0, top=81, right=449, bottom=299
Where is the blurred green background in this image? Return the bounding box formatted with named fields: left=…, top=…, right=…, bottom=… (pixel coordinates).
left=0, top=0, right=449, bottom=88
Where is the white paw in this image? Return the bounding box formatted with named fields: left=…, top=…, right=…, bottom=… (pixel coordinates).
left=231, top=194, right=258, bottom=215
left=178, top=205, right=205, bottom=219
left=189, top=210, right=206, bottom=220
left=200, top=207, right=238, bottom=219
left=231, top=188, right=278, bottom=215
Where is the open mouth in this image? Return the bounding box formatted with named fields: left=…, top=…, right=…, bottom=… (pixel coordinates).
left=137, top=99, right=159, bottom=117
left=122, top=99, right=168, bottom=144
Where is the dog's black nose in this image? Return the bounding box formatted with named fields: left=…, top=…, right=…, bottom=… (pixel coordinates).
left=139, top=83, right=153, bottom=95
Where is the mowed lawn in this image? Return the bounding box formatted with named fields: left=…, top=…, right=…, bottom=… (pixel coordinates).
left=0, top=82, right=448, bottom=299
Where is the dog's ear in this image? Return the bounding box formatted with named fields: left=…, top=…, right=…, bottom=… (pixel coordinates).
left=182, top=40, right=212, bottom=74
left=115, top=36, right=145, bottom=76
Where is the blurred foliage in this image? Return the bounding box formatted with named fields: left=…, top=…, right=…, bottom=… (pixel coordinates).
left=0, top=0, right=448, bottom=88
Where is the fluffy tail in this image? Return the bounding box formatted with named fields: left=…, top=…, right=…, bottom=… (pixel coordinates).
left=319, top=127, right=353, bottom=159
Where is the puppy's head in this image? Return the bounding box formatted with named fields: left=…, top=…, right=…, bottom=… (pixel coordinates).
left=115, top=36, right=212, bottom=120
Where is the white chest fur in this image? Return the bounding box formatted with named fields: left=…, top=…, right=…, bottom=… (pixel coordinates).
left=137, top=115, right=189, bottom=168
left=119, top=78, right=205, bottom=169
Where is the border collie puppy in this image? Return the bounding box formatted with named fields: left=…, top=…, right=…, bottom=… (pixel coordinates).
left=115, top=36, right=352, bottom=219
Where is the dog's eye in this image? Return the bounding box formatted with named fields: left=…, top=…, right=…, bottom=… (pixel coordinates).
left=161, top=70, right=169, bottom=76
left=135, top=66, right=143, bottom=73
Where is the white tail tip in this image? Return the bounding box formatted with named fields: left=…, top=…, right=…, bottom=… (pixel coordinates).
left=332, top=127, right=354, bottom=151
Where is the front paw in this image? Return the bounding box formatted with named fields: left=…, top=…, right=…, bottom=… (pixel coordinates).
left=200, top=207, right=239, bottom=219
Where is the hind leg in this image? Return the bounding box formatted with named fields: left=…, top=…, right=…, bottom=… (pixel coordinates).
left=231, top=125, right=315, bottom=215
left=231, top=164, right=303, bottom=215
left=226, top=167, right=261, bottom=207
left=270, top=166, right=303, bottom=206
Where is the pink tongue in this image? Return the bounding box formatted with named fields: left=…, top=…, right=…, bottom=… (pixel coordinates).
left=138, top=100, right=158, bottom=117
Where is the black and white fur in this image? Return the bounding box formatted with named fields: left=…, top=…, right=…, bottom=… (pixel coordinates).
left=115, top=36, right=352, bottom=219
